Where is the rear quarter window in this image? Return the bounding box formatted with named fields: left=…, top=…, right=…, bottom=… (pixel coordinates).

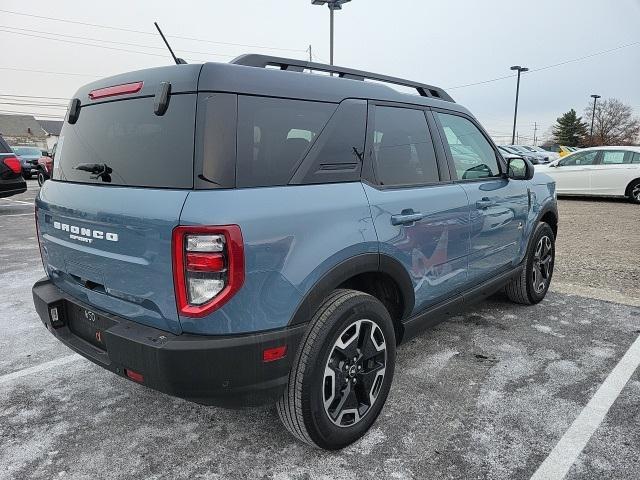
left=236, top=96, right=337, bottom=188
left=53, top=94, right=196, bottom=188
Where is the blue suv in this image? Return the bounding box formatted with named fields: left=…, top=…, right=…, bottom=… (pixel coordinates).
left=33, top=55, right=558, bottom=449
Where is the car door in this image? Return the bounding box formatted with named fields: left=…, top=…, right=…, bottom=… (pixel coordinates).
left=588, top=149, right=635, bottom=196
left=433, top=110, right=530, bottom=285
left=549, top=150, right=599, bottom=194
left=362, top=103, right=470, bottom=313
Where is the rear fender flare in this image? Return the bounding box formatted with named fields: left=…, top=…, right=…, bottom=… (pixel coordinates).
left=288, top=253, right=414, bottom=326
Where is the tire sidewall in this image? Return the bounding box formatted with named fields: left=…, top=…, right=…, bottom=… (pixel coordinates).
left=628, top=180, right=640, bottom=204
left=302, top=294, right=396, bottom=449
left=525, top=222, right=555, bottom=303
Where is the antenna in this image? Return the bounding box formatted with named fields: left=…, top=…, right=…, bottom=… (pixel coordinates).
left=154, top=22, right=187, bottom=65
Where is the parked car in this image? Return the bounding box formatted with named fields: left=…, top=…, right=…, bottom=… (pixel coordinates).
left=0, top=135, right=27, bottom=198
left=32, top=55, right=558, bottom=449
left=36, top=155, right=54, bottom=186
left=511, top=145, right=551, bottom=164
left=518, top=145, right=559, bottom=162
left=536, top=146, right=640, bottom=203
left=498, top=145, right=542, bottom=164
left=558, top=145, right=579, bottom=158
left=11, top=145, right=42, bottom=179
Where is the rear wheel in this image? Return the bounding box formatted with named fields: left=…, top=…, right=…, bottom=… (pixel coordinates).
left=37, top=171, right=46, bottom=186
left=506, top=222, right=555, bottom=304
left=627, top=179, right=640, bottom=204
left=277, top=289, right=396, bottom=450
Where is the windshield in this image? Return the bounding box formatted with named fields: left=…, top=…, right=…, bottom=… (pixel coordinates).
left=53, top=94, right=196, bottom=188
left=12, top=146, right=41, bottom=156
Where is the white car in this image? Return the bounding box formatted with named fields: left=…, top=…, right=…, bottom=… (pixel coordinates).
left=536, top=146, right=640, bottom=203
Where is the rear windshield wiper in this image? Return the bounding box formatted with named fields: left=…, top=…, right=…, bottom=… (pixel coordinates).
left=74, top=163, right=113, bottom=182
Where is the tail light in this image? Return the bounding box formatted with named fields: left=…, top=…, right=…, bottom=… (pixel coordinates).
left=172, top=225, right=244, bottom=317
left=88, top=81, right=143, bottom=100
left=2, top=156, right=21, bottom=174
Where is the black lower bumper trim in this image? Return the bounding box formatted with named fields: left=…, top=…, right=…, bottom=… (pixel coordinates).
left=32, top=278, right=307, bottom=408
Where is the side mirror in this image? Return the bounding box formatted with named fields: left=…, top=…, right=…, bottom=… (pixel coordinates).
left=507, top=157, right=534, bottom=180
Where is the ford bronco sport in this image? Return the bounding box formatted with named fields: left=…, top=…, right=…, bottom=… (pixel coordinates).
left=33, top=55, right=558, bottom=450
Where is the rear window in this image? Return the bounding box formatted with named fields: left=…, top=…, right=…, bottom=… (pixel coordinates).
left=236, top=96, right=336, bottom=187
left=53, top=94, right=196, bottom=188
left=12, top=146, right=42, bottom=156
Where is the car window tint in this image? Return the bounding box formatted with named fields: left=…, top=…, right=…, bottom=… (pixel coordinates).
left=437, top=113, right=500, bottom=180
left=633, top=152, right=640, bottom=164
left=559, top=151, right=598, bottom=166
left=236, top=96, right=336, bottom=187
left=600, top=150, right=632, bottom=164
left=372, top=106, right=439, bottom=186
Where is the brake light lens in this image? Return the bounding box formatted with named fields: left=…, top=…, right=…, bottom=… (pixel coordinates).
left=2, top=156, right=21, bottom=174
left=88, top=81, right=143, bottom=100
left=172, top=225, right=244, bottom=317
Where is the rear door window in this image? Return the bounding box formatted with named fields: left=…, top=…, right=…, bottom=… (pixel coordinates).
left=53, top=94, right=196, bottom=188
left=600, top=150, right=632, bottom=164
left=236, top=96, right=336, bottom=187
left=372, top=106, right=439, bottom=186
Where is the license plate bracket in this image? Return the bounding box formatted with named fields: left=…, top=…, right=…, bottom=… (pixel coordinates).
left=66, top=302, right=115, bottom=350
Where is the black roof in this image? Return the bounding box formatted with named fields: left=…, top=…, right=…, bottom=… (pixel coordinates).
left=72, top=54, right=470, bottom=117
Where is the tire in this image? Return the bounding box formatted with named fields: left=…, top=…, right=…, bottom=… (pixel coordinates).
left=505, top=222, right=555, bottom=305
left=23, top=172, right=32, bottom=180
left=627, top=179, right=640, bottom=204
left=37, top=172, right=46, bottom=186
left=277, top=289, right=396, bottom=450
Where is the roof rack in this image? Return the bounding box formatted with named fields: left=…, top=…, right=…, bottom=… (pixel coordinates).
left=230, top=54, right=454, bottom=103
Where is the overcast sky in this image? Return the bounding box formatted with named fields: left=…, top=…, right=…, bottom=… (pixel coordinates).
left=2, top=0, right=639, bottom=145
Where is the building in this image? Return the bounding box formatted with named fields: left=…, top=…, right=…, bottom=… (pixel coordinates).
left=38, top=120, right=64, bottom=151
left=0, top=114, right=48, bottom=151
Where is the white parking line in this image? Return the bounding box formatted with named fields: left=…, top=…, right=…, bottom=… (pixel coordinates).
left=0, top=354, right=81, bottom=385
left=0, top=198, right=33, bottom=205
left=530, top=333, right=640, bottom=480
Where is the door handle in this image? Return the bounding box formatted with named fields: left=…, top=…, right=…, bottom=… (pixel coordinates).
left=391, top=210, right=424, bottom=226
left=475, top=197, right=495, bottom=209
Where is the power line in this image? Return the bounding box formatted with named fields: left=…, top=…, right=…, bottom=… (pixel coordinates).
left=0, top=29, right=205, bottom=62
left=0, top=101, right=67, bottom=108
left=0, top=66, right=98, bottom=77
left=0, top=8, right=306, bottom=53
left=0, top=25, right=236, bottom=59
left=0, top=109, right=65, bottom=119
left=447, top=40, right=640, bottom=90
left=0, top=93, right=70, bottom=100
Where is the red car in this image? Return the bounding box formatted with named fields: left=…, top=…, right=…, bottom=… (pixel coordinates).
left=37, top=154, right=54, bottom=186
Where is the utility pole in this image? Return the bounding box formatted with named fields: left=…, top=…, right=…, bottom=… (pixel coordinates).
left=590, top=94, right=601, bottom=146
left=307, top=44, right=312, bottom=62
left=312, top=0, right=351, bottom=65
left=533, top=122, right=538, bottom=146
left=510, top=65, right=528, bottom=145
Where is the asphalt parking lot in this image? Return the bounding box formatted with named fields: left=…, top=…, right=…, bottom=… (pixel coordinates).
left=1, top=182, right=639, bottom=480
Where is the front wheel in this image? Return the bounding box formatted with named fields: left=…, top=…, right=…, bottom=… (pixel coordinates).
left=506, top=222, right=555, bottom=304
left=37, top=171, right=47, bottom=186
left=277, top=289, right=396, bottom=450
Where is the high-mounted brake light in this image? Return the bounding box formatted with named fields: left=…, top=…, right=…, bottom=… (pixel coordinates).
left=2, top=155, right=21, bottom=174
left=172, top=225, right=244, bottom=318
left=88, top=81, right=143, bottom=100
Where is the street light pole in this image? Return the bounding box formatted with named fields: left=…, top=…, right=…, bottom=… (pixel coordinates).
left=329, top=7, right=334, bottom=65
left=590, top=94, right=601, bottom=146
left=510, top=65, right=528, bottom=145
left=312, top=0, right=351, bottom=66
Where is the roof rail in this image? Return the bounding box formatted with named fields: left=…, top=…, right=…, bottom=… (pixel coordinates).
left=230, top=54, right=454, bottom=103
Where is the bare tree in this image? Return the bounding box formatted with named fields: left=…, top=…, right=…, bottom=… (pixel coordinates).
left=585, top=98, right=640, bottom=146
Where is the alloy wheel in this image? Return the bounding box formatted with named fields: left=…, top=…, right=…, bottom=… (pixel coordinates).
left=323, top=319, right=387, bottom=428
left=632, top=184, right=640, bottom=202
left=532, top=235, right=553, bottom=294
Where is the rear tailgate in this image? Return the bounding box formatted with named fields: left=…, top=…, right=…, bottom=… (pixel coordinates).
left=36, top=65, right=202, bottom=334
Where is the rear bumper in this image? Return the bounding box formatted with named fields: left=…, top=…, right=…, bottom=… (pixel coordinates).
left=32, top=277, right=306, bottom=408
left=0, top=178, right=27, bottom=198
